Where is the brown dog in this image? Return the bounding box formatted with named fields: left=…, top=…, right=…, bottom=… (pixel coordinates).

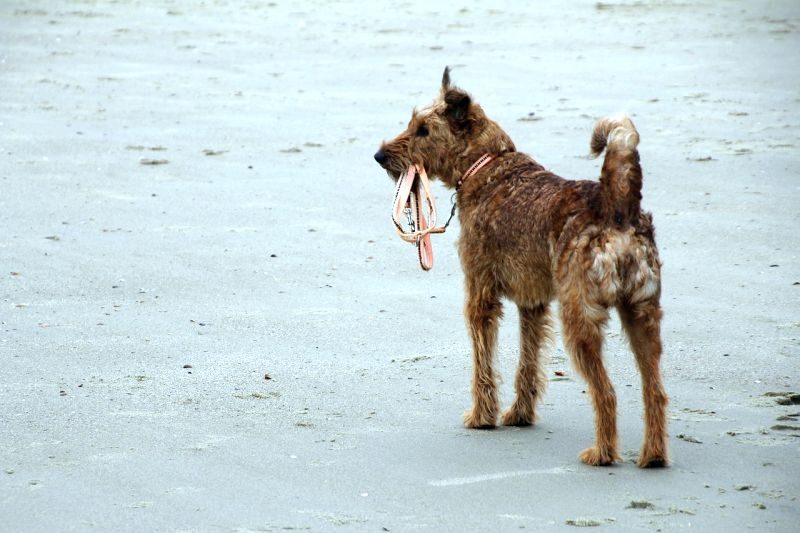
left=374, top=68, right=668, bottom=468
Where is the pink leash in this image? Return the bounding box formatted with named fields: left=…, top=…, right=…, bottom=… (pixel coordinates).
left=391, top=164, right=442, bottom=270
left=391, top=155, right=495, bottom=270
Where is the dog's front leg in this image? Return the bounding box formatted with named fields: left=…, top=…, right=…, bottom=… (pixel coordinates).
left=463, top=286, right=502, bottom=429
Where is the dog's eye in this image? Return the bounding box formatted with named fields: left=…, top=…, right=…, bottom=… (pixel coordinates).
left=416, top=124, right=429, bottom=137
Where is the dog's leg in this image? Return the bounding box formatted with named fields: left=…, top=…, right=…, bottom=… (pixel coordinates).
left=501, top=303, right=551, bottom=426
left=463, top=286, right=502, bottom=429
left=618, top=300, right=669, bottom=468
left=560, top=299, right=619, bottom=466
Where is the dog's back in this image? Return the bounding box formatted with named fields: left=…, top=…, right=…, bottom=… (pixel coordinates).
left=456, top=115, right=658, bottom=310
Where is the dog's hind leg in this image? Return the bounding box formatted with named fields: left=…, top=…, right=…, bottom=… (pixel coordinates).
left=501, top=303, right=551, bottom=426
left=463, top=282, right=503, bottom=429
left=618, top=300, right=669, bottom=468
left=560, top=297, right=619, bottom=466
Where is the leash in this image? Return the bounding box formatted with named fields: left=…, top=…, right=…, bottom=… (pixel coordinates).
left=391, top=154, right=495, bottom=270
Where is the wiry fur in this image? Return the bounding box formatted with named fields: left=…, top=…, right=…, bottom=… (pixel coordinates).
left=374, top=68, right=668, bottom=468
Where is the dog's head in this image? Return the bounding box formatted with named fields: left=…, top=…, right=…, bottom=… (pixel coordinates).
left=373, top=67, right=514, bottom=188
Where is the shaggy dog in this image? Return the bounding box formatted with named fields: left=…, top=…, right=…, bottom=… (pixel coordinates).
left=374, top=68, right=668, bottom=467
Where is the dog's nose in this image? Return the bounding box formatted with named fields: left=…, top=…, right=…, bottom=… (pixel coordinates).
left=374, top=150, right=388, bottom=165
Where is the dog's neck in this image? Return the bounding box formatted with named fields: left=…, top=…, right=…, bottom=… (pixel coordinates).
left=444, top=120, right=516, bottom=188
left=455, top=153, right=497, bottom=189
left=446, top=147, right=515, bottom=189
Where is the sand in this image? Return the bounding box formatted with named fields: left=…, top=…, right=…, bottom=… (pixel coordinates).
left=1, top=0, right=799, bottom=531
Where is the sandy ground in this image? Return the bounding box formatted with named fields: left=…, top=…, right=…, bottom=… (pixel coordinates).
left=1, top=0, right=799, bottom=531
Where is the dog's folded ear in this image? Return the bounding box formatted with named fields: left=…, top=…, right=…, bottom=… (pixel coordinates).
left=444, top=88, right=472, bottom=131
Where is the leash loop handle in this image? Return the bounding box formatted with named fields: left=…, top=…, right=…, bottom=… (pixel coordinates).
left=391, top=155, right=495, bottom=270
left=391, top=164, right=441, bottom=270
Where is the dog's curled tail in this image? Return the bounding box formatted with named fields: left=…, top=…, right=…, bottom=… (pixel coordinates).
left=590, top=114, right=642, bottom=225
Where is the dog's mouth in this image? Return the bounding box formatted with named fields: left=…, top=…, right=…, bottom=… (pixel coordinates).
left=374, top=144, right=411, bottom=181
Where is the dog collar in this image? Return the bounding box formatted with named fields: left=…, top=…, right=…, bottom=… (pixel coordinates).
left=457, top=153, right=496, bottom=189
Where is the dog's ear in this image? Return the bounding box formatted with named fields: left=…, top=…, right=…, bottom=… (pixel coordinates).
left=442, top=66, right=451, bottom=91
left=443, top=88, right=472, bottom=130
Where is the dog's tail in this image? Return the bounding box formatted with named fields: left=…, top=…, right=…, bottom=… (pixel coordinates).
left=590, top=114, right=642, bottom=225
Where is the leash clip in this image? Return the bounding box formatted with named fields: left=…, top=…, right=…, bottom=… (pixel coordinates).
left=403, top=206, right=416, bottom=232
left=442, top=192, right=458, bottom=230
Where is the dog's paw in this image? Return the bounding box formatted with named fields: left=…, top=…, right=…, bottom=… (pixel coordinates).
left=637, top=448, right=668, bottom=468
left=579, top=446, right=619, bottom=466
left=463, top=408, right=497, bottom=429
left=500, top=405, right=535, bottom=427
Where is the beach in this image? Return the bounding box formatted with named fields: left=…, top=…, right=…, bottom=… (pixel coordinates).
left=1, top=1, right=799, bottom=530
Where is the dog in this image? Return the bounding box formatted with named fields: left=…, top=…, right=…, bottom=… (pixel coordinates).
left=374, top=68, right=668, bottom=467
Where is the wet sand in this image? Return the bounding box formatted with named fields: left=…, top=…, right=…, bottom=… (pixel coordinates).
left=1, top=1, right=799, bottom=530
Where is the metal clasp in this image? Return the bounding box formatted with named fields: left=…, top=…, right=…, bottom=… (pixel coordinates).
left=442, top=192, right=458, bottom=230
left=403, top=206, right=415, bottom=232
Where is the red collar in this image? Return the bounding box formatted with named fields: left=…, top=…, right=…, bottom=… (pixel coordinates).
left=456, top=153, right=496, bottom=189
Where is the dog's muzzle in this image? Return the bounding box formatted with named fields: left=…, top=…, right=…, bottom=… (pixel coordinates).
left=374, top=150, right=388, bottom=165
